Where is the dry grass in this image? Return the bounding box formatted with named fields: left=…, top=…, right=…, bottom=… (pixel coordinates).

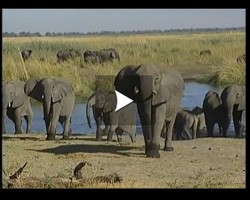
left=2, top=31, right=245, bottom=99
left=2, top=134, right=245, bottom=188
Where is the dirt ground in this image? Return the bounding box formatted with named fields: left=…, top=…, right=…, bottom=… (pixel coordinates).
left=2, top=133, right=245, bottom=188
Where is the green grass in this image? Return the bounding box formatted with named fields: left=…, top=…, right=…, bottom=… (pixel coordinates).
left=2, top=31, right=245, bottom=100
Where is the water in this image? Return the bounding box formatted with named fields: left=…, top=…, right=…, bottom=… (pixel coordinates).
left=5, top=82, right=234, bottom=135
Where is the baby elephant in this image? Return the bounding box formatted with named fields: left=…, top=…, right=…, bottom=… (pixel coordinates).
left=86, top=91, right=136, bottom=143
left=21, top=49, right=32, bottom=62
left=174, top=107, right=206, bottom=140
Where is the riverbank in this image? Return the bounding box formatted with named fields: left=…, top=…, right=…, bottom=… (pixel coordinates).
left=2, top=134, right=245, bottom=188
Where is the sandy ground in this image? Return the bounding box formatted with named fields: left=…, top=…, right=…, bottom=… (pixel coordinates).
left=2, top=133, right=245, bottom=188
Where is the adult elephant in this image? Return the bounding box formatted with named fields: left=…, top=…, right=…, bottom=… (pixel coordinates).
left=57, top=49, right=81, bottom=62
left=86, top=91, right=136, bottom=143
left=114, top=64, right=185, bottom=158
left=203, top=90, right=226, bottom=137
left=21, top=50, right=32, bottom=62
left=238, top=94, right=245, bottom=137
left=24, top=78, right=75, bottom=140
left=83, top=50, right=101, bottom=64
left=2, top=81, right=33, bottom=134
left=220, top=85, right=245, bottom=138
left=99, top=48, right=120, bottom=61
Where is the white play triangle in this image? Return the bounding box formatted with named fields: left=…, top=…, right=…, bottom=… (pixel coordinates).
left=115, top=90, right=133, bottom=112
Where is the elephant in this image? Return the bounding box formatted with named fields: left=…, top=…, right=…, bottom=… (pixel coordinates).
left=220, top=85, right=245, bottom=138
left=114, top=64, right=185, bottom=158
left=84, top=48, right=120, bottom=64
left=2, top=81, right=33, bottom=134
left=21, top=50, right=32, bottom=62
left=203, top=90, right=226, bottom=137
left=171, top=107, right=206, bottom=140
left=24, top=77, right=75, bottom=140
left=86, top=91, right=136, bottom=143
left=200, top=50, right=211, bottom=56
left=99, top=48, right=120, bottom=61
left=236, top=54, right=246, bottom=64
left=237, top=94, right=245, bottom=137
left=57, top=49, right=81, bottom=62
left=83, top=50, right=101, bottom=64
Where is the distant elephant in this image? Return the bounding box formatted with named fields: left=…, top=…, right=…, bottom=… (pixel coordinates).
left=200, top=50, right=211, bottom=56
left=203, top=90, right=226, bottom=137
left=57, top=49, right=81, bottom=62
left=2, top=81, right=33, bottom=134
left=86, top=91, right=136, bottom=143
left=114, top=64, right=185, bottom=158
left=24, top=78, right=75, bottom=140
left=171, top=106, right=206, bottom=140
left=236, top=54, right=246, bottom=64
left=21, top=50, right=32, bottom=62
left=99, top=48, right=120, bottom=61
left=83, top=50, right=101, bottom=64
left=221, top=85, right=245, bottom=138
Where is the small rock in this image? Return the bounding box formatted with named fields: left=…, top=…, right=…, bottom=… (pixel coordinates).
left=236, top=154, right=238, bottom=157
left=208, top=147, right=212, bottom=150
left=192, top=146, right=197, bottom=149
left=209, top=167, right=213, bottom=171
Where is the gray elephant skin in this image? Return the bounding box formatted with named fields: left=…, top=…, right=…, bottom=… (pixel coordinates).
left=2, top=81, right=33, bottom=134
left=21, top=50, right=32, bottom=62
left=171, top=107, right=206, bottom=140
left=114, top=64, right=185, bottom=158
left=220, top=85, right=245, bottom=137
left=84, top=48, right=120, bottom=64
left=86, top=91, right=136, bottom=143
left=24, top=77, right=75, bottom=140
left=203, top=90, right=226, bottom=137
left=237, top=93, right=245, bottom=137
left=57, top=49, right=81, bottom=62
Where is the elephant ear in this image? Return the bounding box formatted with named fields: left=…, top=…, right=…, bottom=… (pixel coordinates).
left=10, top=82, right=26, bottom=108
left=24, top=78, right=43, bottom=102
left=110, top=52, right=116, bottom=59
left=238, top=95, right=245, bottom=110
left=103, top=93, right=117, bottom=113
left=51, top=84, right=68, bottom=103
left=152, top=68, right=185, bottom=106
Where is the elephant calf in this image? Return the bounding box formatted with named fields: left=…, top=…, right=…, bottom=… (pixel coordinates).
left=57, top=49, right=81, bottom=63
left=200, top=49, right=212, bottom=56
left=3, top=81, right=33, bottom=134
left=86, top=91, right=136, bottom=143
left=171, top=107, right=206, bottom=140
left=203, top=90, right=226, bottom=137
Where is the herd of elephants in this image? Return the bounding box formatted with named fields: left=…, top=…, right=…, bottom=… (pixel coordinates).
left=3, top=48, right=246, bottom=158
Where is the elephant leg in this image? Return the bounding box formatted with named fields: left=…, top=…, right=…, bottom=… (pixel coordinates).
left=206, top=121, right=215, bottom=137
left=24, top=105, right=33, bottom=133
left=115, top=127, right=123, bottom=144
left=14, top=111, right=22, bottom=134
left=62, top=116, right=71, bottom=140
left=233, top=109, right=242, bottom=138
left=107, top=125, right=117, bottom=141
left=96, top=118, right=103, bottom=141
left=163, top=116, right=175, bottom=151
left=183, top=127, right=192, bottom=140
left=150, top=104, right=166, bottom=157
left=47, top=113, right=59, bottom=140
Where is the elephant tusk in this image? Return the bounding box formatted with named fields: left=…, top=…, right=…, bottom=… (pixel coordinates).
left=41, top=95, right=44, bottom=99
left=8, top=102, right=11, bottom=107
left=153, top=90, right=157, bottom=95
left=134, top=86, right=139, bottom=94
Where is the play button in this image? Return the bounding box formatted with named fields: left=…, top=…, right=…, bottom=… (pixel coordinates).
left=115, top=90, right=133, bottom=112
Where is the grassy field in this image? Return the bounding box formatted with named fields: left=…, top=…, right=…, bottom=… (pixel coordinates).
left=2, top=134, right=245, bottom=188
left=2, top=31, right=245, bottom=100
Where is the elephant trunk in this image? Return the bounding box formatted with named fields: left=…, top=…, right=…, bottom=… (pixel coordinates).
left=86, top=93, right=96, bottom=129
left=223, top=100, right=234, bottom=135
left=137, top=99, right=152, bottom=147
left=43, top=92, right=52, bottom=132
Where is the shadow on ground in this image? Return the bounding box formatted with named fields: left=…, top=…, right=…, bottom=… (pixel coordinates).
left=28, top=143, right=142, bottom=157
